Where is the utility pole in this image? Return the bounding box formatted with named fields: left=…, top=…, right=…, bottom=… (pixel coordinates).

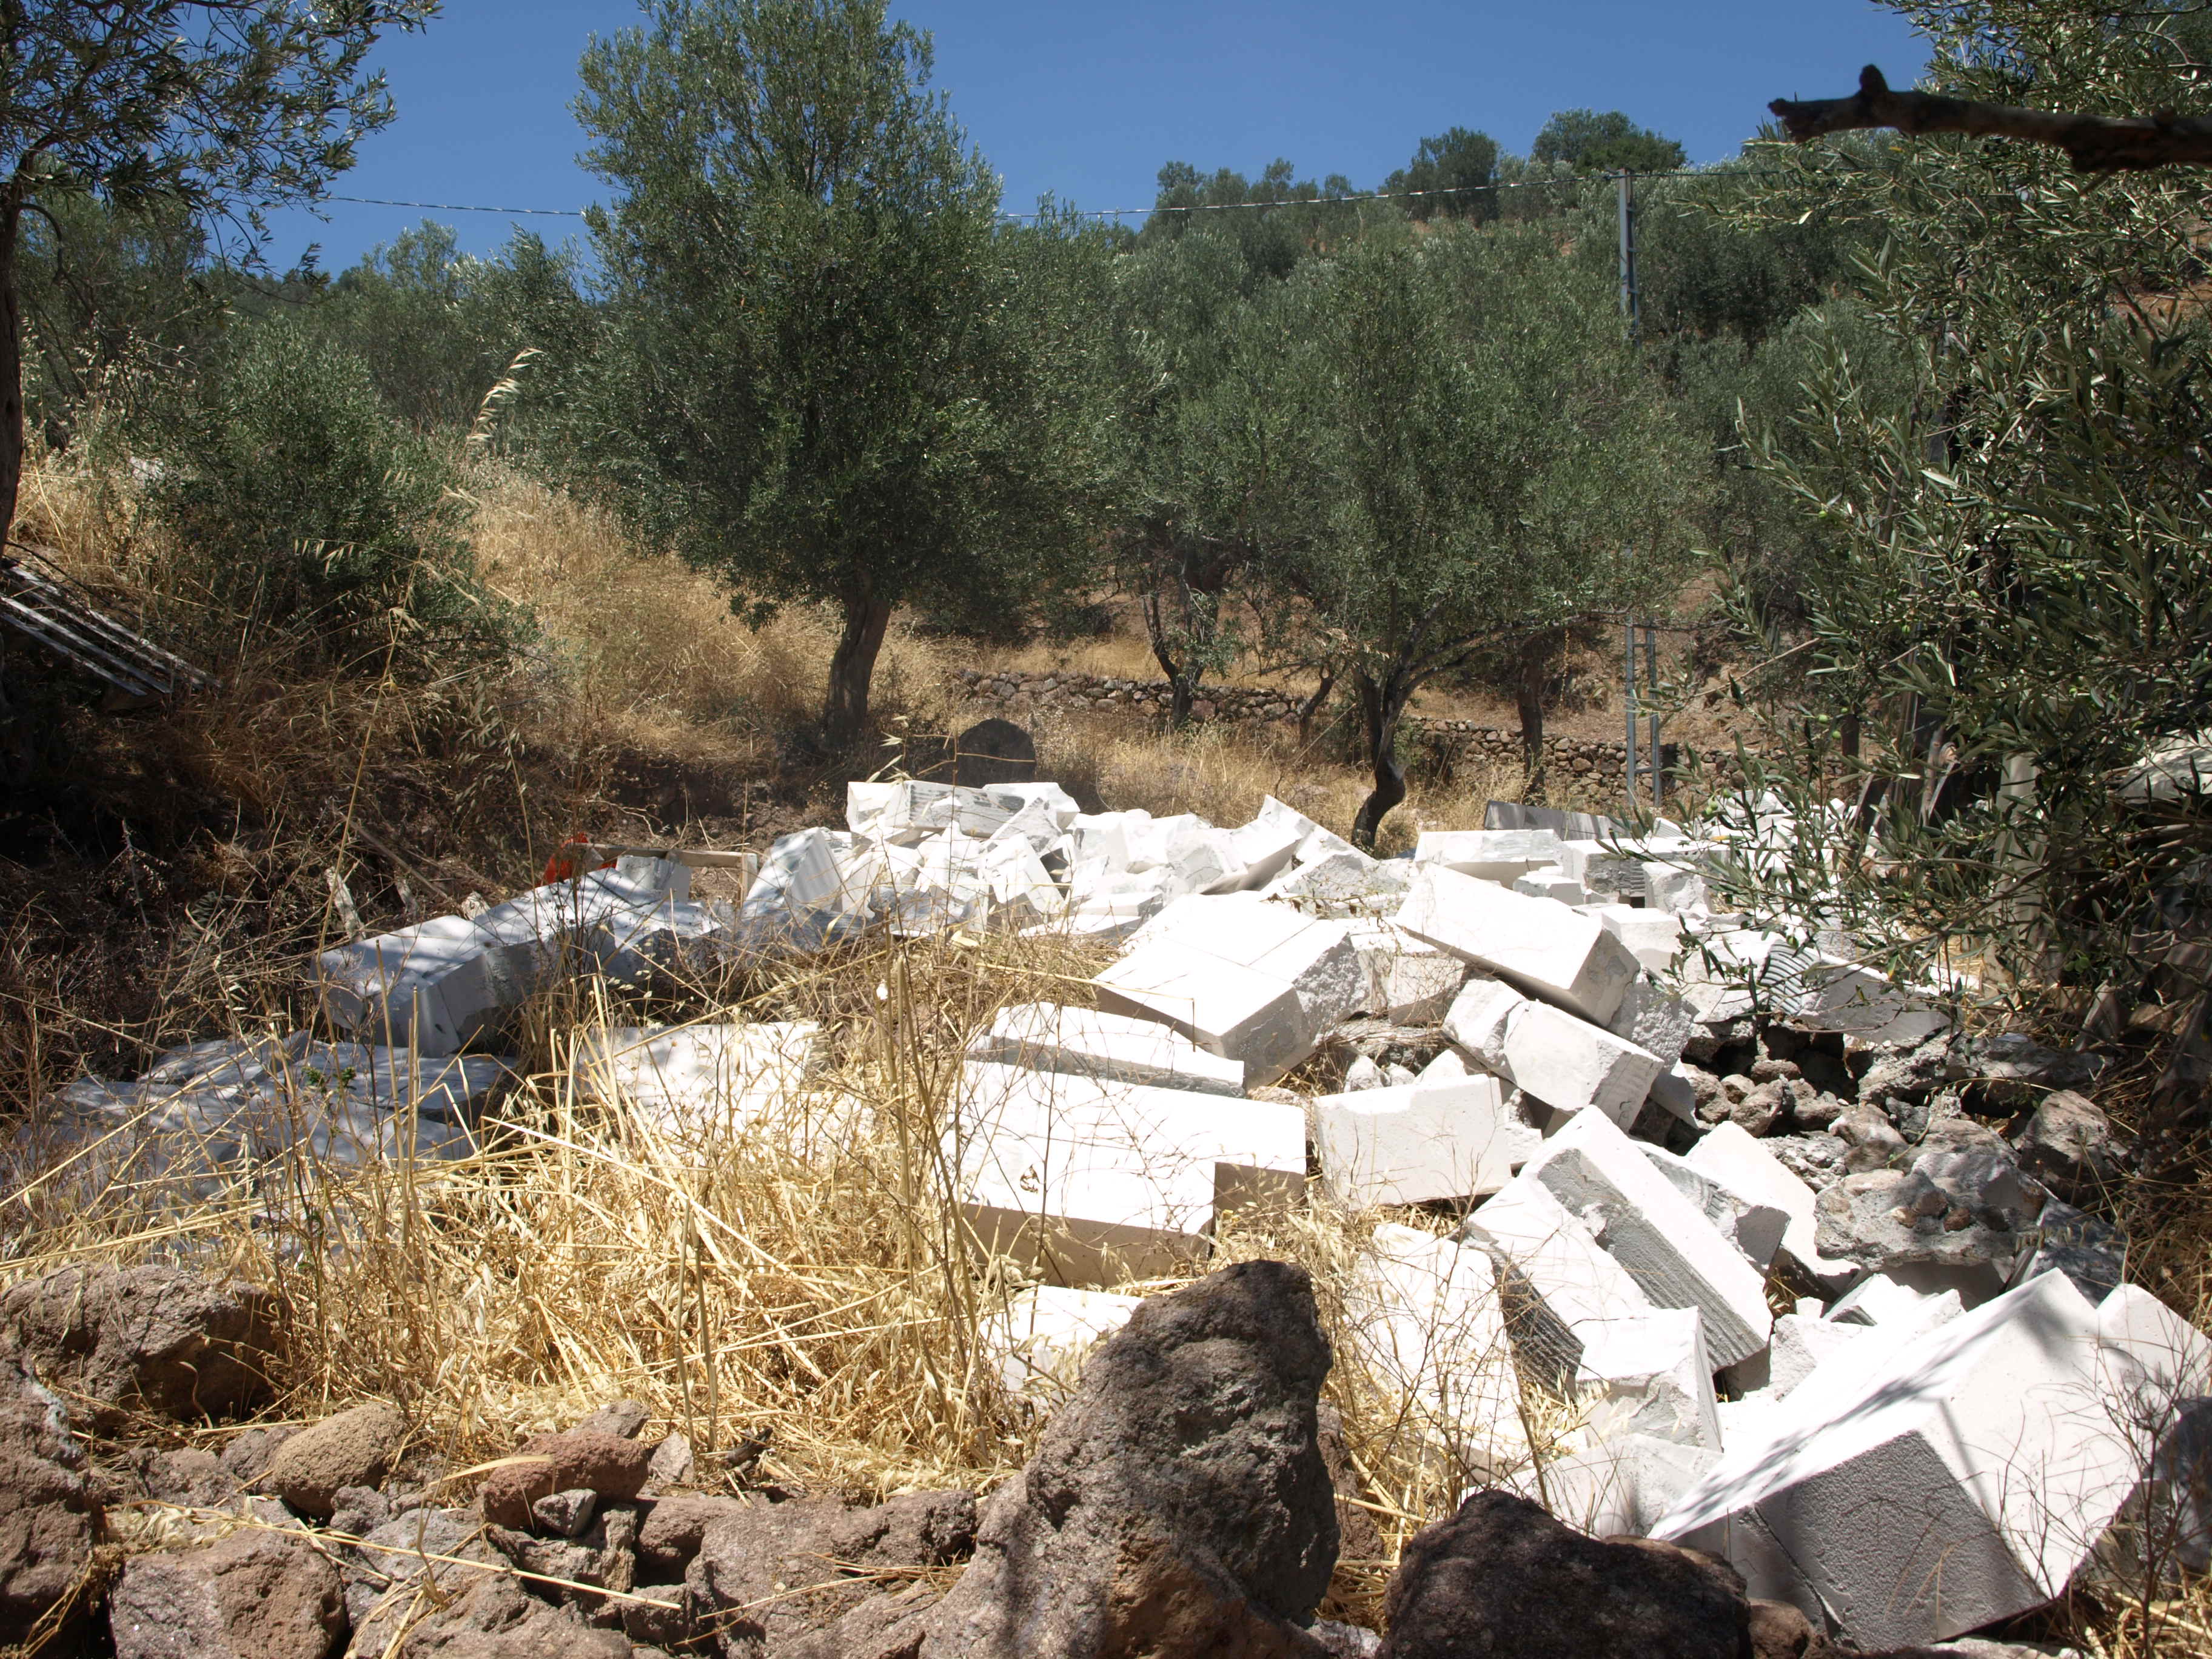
left=1624, top=619, right=1640, bottom=814
left=1617, top=169, right=1640, bottom=347
left=1644, top=623, right=1663, bottom=812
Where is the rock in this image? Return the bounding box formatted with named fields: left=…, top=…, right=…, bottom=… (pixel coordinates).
left=220, top=1425, right=297, bottom=1484
left=1748, top=1598, right=1831, bottom=1658
left=2009, top=1197, right=2127, bottom=1303
left=0, top=1264, right=278, bottom=1428
left=917, top=1260, right=1339, bottom=1658
left=110, top=1527, right=345, bottom=1659
left=327, top=1486, right=389, bottom=1539
left=1832, top=1102, right=1906, bottom=1173
left=372, top=1569, right=629, bottom=1657
left=572, top=1400, right=651, bottom=1440
left=688, top=1490, right=976, bottom=1654
left=643, top=1432, right=693, bottom=1493
left=0, top=1377, right=102, bottom=1647
left=142, top=1446, right=241, bottom=1508
left=262, top=1402, right=406, bottom=1520
left=342, top=1504, right=508, bottom=1643
left=1315, top=1404, right=1382, bottom=1566
left=1948, top=1031, right=2106, bottom=1107
left=1855, top=1042, right=1947, bottom=1114
left=1813, top=1165, right=2025, bottom=1275
left=1729, top=1082, right=1787, bottom=1138
left=950, top=719, right=1038, bottom=788
left=480, top=1432, right=655, bottom=1530
left=531, top=1489, right=598, bottom=1538
left=637, top=1492, right=751, bottom=1577
left=2013, top=1090, right=2127, bottom=1202
left=620, top=1582, right=695, bottom=1651
left=1376, top=1489, right=1751, bottom=1658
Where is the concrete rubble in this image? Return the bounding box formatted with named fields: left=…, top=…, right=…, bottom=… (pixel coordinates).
left=31, top=777, right=2196, bottom=1655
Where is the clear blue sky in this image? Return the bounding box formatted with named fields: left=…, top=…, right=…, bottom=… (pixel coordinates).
left=263, top=0, right=1929, bottom=273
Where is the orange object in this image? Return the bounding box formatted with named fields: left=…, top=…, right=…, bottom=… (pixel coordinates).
left=542, top=833, right=614, bottom=886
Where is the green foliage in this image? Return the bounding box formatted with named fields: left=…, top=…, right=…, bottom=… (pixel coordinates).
left=575, top=0, right=1097, bottom=739
left=148, top=323, right=517, bottom=672
left=1271, top=221, right=1705, bottom=843
left=1712, top=0, right=2212, bottom=1027
left=1531, top=109, right=1687, bottom=174
left=1383, top=127, right=1501, bottom=221
left=1139, top=158, right=1369, bottom=278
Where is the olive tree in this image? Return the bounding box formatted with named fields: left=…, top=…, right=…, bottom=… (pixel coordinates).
left=576, top=0, right=1094, bottom=742
left=0, top=0, right=434, bottom=540
left=1272, top=222, right=1703, bottom=846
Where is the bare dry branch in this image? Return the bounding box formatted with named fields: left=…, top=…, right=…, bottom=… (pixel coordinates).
left=1771, top=64, right=2212, bottom=171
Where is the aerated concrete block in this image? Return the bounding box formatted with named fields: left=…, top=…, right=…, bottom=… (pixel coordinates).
left=1400, top=866, right=1641, bottom=1024
left=1529, top=1433, right=1721, bottom=1539
left=1249, top=794, right=1355, bottom=865
left=1656, top=1270, right=2200, bottom=1648
left=1348, top=924, right=1466, bottom=1022
left=1645, top=863, right=1710, bottom=916
left=983, top=781, right=1081, bottom=828
left=984, top=1285, right=1143, bottom=1399
left=1458, top=1176, right=1654, bottom=1384
left=1685, top=1121, right=1855, bottom=1285
left=969, top=1002, right=1245, bottom=1096
left=1577, top=1307, right=1723, bottom=1450
left=1314, top=1071, right=1533, bottom=1208
left=1521, top=1107, right=1774, bottom=1368
left=1512, top=868, right=1588, bottom=905
left=1413, top=829, right=1564, bottom=883
left=1270, top=849, right=1409, bottom=913
left=1581, top=904, right=1683, bottom=974
left=575, top=1022, right=821, bottom=1141
left=1347, top=1223, right=1531, bottom=1481
left=949, top=1063, right=1307, bottom=1285
left=1638, top=1143, right=1789, bottom=1270
left=1094, top=896, right=1362, bottom=1083
left=320, top=914, right=511, bottom=1056
left=1441, top=977, right=1661, bottom=1125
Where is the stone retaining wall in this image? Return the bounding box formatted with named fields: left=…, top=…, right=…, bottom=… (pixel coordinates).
left=950, top=667, right=1738, bottom=783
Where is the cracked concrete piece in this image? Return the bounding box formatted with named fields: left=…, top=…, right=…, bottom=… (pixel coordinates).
left=970, top=1002, right=1245, bottom=1096
left=1576, top=1307, right=1724, bottom=1450
left=1413, top=830, right=1564, bottom=883
left=1400, top=866, right=1641, bottom=1024
left=1637, top=1143, right=1789, bottom=1270
left=1314, top=1071, right=1533, bottom=1208
left=1686, top=1121, right=1855, bottom=1285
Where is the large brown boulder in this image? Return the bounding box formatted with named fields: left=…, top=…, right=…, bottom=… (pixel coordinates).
left=0, top=1376, right=102, bottom=1646
left=917, top=1259, right=1342, bottom=1659
left=686, top=1489, right=977, bottom=1655
left=375, top=1569, right=629, bottom=1657
left=109, top=1527, right=346, bottom=1659
left=478, top=1430, right=654, bottom=1530
left=0, top=1264, right=278, bottom=1427
left=1377, top=1492, right=1752, bottom=1659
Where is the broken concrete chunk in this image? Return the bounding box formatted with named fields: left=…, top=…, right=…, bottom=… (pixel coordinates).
left=1684, top=1121, right=1853, bottom=1286
left=1635, top=1143, right=1788, bottom=1270
left=1400, top=866, right=1641, bottom=1025
left=1519, top=1108, right=1774, bottom=1369
left=1604, top=976, right=1694, bottom=1071
left=1345, top=1224, right=1531, bottom=1481
left=1313, top=1072, right=1534, bottom=1208
left=1413, top=830, right=1564, bottom=883
left=1456, top=1176, right=1654, bottom=1384
left=982, top=1285, right=1143, bottom=1400
left=2009, top=1197, right=2127, bottom=1304
left=1580, top=903, right=1683, bottom=974
left=949, top=1064, right=1306, bottom=1286
left=1656, top=1270, right=2205, bottom=1649
left=1576, top=1307, right=1723, bottom=1450
left=970, top=1002, right=1244, bottom=1096
left=1442, top=978, right=1661, bottom=1125
left=1644, top=863, right=1710, bottom=916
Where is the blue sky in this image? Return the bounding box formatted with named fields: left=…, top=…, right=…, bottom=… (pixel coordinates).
left=264, top=0, right=1929, bottom=273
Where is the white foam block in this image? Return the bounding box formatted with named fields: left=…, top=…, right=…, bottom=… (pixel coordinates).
left=971, top=1002, right=1245, bottom=1096
left=1529, top=1433, right=1721, bottom=1539
left=1413, top=829, right=1564, bottom=883
left=1638, top=1143, right=1789, bottom=1271
left=983, top=1285, right=1142, bottom=1399
left=1347, top=1224, right=1532, bottom=1481
left=1520, top=1108, right=1774, bottom=1368
left=1442, top=979, right=1660, bottom=1126
left=575, top=1022, right=821, bottom=1141
left=1577, top=1307, right=1723, bottom=1450
left=1399, top=866, right=1641, bottom=1024
left=1314, top=1072, right=1532, bottom=1208
left=1657, top=1271, right=2203, bottom=1648
left=949, top=1063, right=1307, bottom=1286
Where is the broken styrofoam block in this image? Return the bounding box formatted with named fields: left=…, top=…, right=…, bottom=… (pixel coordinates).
left=1520, top=1108, right=1774, bottom=1369
left=982, top=1285, right=1142, bottom=1399
left=1068, top=813, right=1133, bottom=876
left=1248, top=795, right=1355, bottom=865
left=1269, top=848, right=1409, bottom=913
left=1767, top=1313, right=1872, bottom=1398
left=1644, top=863, right=1710, bottom=916
left=1637, top=1144, right=1788, bottom=1271
left=1457, top=1177, right=1654, bottom=1385
left=1399, top=866, right=1641, bottom=1024
left=1348, top=924, right=1466, bottom=1022
left=1656, top=1270, right=2209, bottom=1649
left=968, top=1003, right=1245, bottom=1096
left=983, top=781, right=1081, bottom=829
left=1413, top=830, right=1564, bottom=883
left=320, top=914, right=518, bottom=1056
left=575, top=1022, right=822, bottom=1142
left=1163, top=822, right=1248, bottom=896
left=1577, top=1307, right=1723, bottom=1450
left=860, top=780, right=1015, bottom=845
left=1527, top=1433, right=1721, bottom=1539
left=1577, top=903, right=1682, bottom=974
left=1094, top=896, right=1362, bottom=1083
left=1346, top=1223, right=1532, bottom=1480
left=1512, top=868, right=1588, bottom=905
left=1314, top=1071, right=1535, bottom=1208
left=1441, top=977, right=1661, bottom=1125
left=741, top=827, right=866, bottom=932
left=949, top=1063, right=1307, bottom=1285
left=1685, top=1121, right=1855, bottom=1286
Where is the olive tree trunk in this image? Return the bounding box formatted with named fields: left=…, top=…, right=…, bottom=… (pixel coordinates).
left=823, top=589, right=893, bottom=745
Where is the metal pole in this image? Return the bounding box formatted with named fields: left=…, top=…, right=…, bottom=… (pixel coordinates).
left=1643, top=623, right=1663, bottom=811
left=1617, top=169, right=1640, bottom=347
left=1624, top=619, right=1639, bottom=814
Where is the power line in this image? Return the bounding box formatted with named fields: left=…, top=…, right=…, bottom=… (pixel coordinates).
left=318, top=166, right=1788, bottom=227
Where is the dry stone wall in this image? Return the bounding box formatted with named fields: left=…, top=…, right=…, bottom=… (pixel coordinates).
left=950, top=668, right=1737, bottom=785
